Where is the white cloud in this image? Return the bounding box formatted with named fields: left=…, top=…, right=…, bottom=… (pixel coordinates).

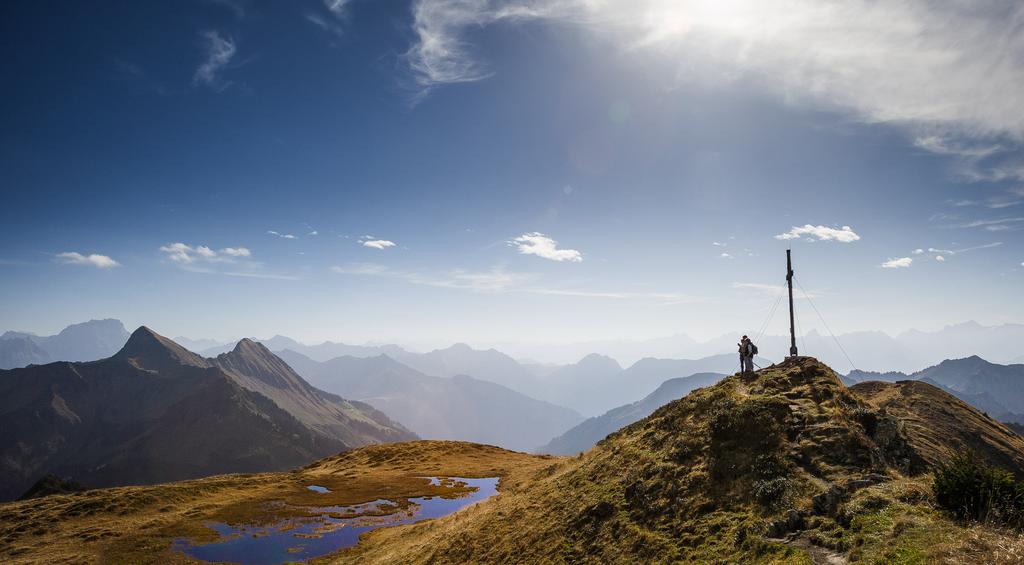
left=159, top=243, right=251, bottom=264
left=403, top=0, right=1024, bottom=143
left=881, top=257, right=913, bottom=269
left=719, top=252, right=733, bottom=259
left=159, top=243, right=295, bottom=279
left=308, top=230, right=319, bottom=236
left=159, top=243, right=194, bottom=263
left=935, top=255, right=946, bottom=262
left=774, top=225, right=860, bottom=243
left=267, top=230, right=298, bottom=240
left=712, top=241, right=726, bottom=247
left=56, top=252, right=120, bottom=269
left=221, top=247, right=251, bottom=257
left=510, top=232, right=582, bottom=262
left=193, top=31, right=237, bottom=90
left=912, top=248, right=924, bottom=255
left=359, top=236, right=397, bottom=249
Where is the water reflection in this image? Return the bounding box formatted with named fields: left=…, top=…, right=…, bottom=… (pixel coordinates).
left=173, top=477, right=498, bottom=565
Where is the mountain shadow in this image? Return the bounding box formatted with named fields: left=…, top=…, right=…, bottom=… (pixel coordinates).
left=0, top=327, right=415, bottom=501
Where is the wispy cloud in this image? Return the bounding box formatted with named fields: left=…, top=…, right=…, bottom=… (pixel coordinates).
left=221, top=247, right=252, bottom=257
left=333, top=263, right=698, bottom=302
left=56, top=252, right=120, bottom=269
left=159, top=243, right=251, bottom=264
left=193, top=30, right=237, bottom=90
left=908, top=242, right=1001, bottom=263
left=267, top=230, right=298, bottom=239
left=323, top=0, right=352, bottom=17
left=774, top=225, right=860, bottom=243
left=950, top=217, right=1024, bottom=232
left=509, top=232, right=582, bottom=262
left=881, top=257, right=913, bottom=269
left=359, top=236, right=396, bottom=249
left=159, top=243, right=295, bottom=279
left=719, top=252, right=733, bottom=259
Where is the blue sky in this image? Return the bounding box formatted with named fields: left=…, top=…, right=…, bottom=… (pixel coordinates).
left=1, top=0, right=1022, bottom=346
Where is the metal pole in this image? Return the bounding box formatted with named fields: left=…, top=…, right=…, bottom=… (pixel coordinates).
left=787, top=249, right=798, bottom=357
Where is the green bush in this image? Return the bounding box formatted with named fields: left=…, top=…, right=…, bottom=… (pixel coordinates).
left=932, top=453, right=1024, bottom=528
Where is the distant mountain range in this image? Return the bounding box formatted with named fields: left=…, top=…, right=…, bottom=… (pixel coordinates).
left=541, top=372, right=724, bottom=455
left=484, top=321, right=1024, bottom=373
left=9, top=318, right=1024, bottom=375
left=276, top=350, right=583, bottom=452
left=0, top=319, right=129, bottom=368
left=846, top=356, right=1024, bottom=422
left=200, top=335, right=407, bottom=362
left=0, top=327, right=414, bottom=501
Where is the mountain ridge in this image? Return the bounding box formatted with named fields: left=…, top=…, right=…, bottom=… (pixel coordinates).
left=0, top=327, right=415, bottom=501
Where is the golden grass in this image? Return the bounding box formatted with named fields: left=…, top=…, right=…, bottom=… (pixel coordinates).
left=0, top=441, right=555, bottom=564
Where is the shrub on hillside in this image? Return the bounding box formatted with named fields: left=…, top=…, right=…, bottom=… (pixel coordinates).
left=933, top=453, right=1024, bottom=528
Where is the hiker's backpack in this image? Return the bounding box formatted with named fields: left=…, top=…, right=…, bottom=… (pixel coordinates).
left=750, top=343, right=759, bottom=355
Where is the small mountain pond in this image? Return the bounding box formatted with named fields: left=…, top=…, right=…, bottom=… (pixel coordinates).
left=172, top=476, right=498, bottom=564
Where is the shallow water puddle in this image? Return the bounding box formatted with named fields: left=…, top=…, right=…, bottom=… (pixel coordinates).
left=172, top=477, right=498, bottom=565
left=306, top=485, right=330, bottom=493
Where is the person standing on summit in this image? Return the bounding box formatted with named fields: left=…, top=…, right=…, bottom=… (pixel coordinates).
left=738, top=335, right=757, bottom=373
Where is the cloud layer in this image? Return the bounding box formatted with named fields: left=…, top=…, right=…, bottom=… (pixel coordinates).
left=56, top=252, right=120, bottom=268
left=402, top=0, right=1024, bottom=179
left=510, top=232, right=582, bottom=262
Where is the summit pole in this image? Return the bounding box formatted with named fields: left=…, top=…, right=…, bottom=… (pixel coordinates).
left=787, top=249, right=798, bottom=357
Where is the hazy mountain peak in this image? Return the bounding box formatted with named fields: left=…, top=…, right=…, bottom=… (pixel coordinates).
left=577, top=353, right=622, bottom=371
left=115, top=326, right=209, bottom=370
left=935, top=354, right=990, bottom=368
left=231, top=337, right=269, bottom=356
left=57, top=318, right=126, bottom=335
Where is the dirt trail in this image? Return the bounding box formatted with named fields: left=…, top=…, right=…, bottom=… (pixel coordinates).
left=786, top=536, right=847, bottom=565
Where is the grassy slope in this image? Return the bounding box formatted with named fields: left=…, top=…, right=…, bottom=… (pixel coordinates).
left=340, top=358, right=1024, bottom=564
left=5, top=358, right=1024, bottom=564
left=0, top=441, right=554, bottom=564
